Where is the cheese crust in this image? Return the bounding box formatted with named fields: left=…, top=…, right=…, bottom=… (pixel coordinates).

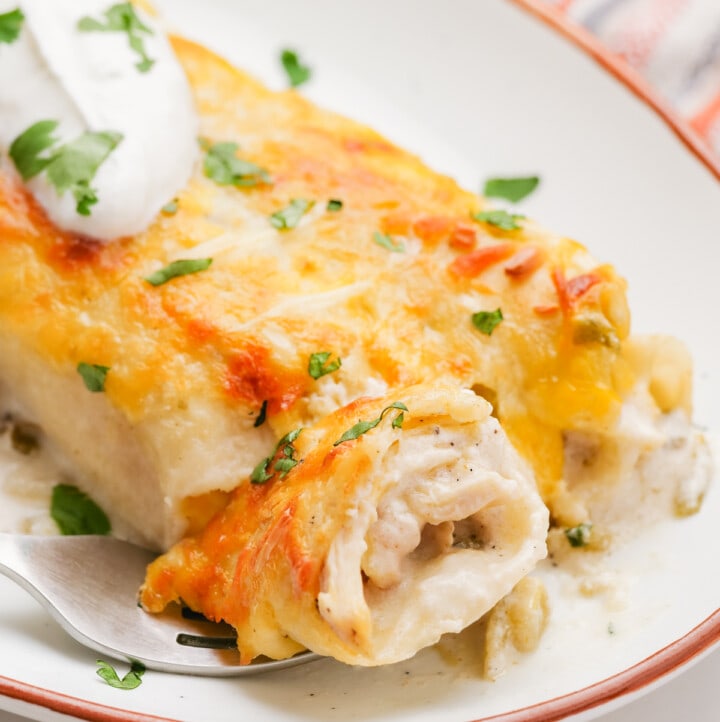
left=0, top=37, right=687, bottom=552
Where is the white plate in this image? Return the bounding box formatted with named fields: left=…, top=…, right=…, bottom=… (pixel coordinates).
left=1, top=1, right=719, bottom=720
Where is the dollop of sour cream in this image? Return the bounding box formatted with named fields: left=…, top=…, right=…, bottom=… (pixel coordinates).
left=0, top=0, right=198, bottom=240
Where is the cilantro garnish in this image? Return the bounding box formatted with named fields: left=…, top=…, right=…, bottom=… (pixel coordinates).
left=280, top=49, right=312, bottom=88
left=254, top=400, right=268, bottom=428
left=144, top=258, right=212, bottom=286
left=483, top=176, right=540, bottom=203
left=333, top=402, right=408, bottom=446
left=77, top=362, right=110, bottom=393
left=51, top=483, right=111, bottom=536
left=202, top=140, right=271, bottom=188
left=96, top=660, right=145, bottom=690
left=308, top=352, right=342, bottom=379
left=9, top=120, right=123, bottom=216
left=46, top=132, right=123, bottom=215
left=270, top=198, right=314, bottom=230
left=471, top=308, right=504, bottom=336
left=161, top=199, right=179, bottom=215
left=473, top=209, right=524, bottom=231
left=565, top=523, right=593, bottom=548
left=373, top=231, right=405, bottom=253
left=9, top=120, right=58, bottom=180
left=251, top=428, right=303, bottom=484
left=0, top=7, right=24, bottom=44
left=326, top=198, right=343, bottom=212
left=78, top=3, right=155, bottom=73
left=250, top=457, right=273, bottom=484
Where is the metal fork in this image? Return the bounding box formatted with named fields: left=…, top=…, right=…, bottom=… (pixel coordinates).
left=0, top=533, right=319, bottom=676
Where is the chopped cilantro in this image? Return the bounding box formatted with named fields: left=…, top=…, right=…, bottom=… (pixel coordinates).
left=9, top=121, right=123, bottom=216
left=202, top=140, right=271, bottom=188
left=51, top=483, right=111, bottom=536
left=77, top=363, right=110, bottom=393
left=9, top=120, right=58, bottom=180
left=373, top=231, right=405, bottom=253
left=144, top=258, right=212, bottom=286
left=565, top=523, right=593, bottom=548
left=96, top=660, right=145, bottom=690
left=270, top=198, right=314, bottom=230
left=326, top=198, right=343, bottom=212
left=78, top=3, right=155, bottom=73
left=483, top=176, right=540, bottom=203
left=254, top=400, right=268, bottom=428
left=45, top=131, right=123, bottom=215
left=473, top=209, right=524, bottom=231
left=308, top=352, right=342, bottom=379
left=161, top=199, right=179, bottom=215
left=250, top=457, right=272, bottom=484
left=0, top=8, right=24, bottom=44
left=251, top=428, right=303, bottom=484
left=334, top=402, right=408, bottom=446
left=280, top=49, right=312, bottom=88
left=471, top=308, right=504, bottom=336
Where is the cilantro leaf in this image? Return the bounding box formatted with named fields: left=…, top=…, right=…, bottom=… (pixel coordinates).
left=270, top=198, right=314, bottom=230
left=483, top=176, right=540, bottom=203
left=96, top=660, right=145, bottom=690
left=161, top=199, right=179, bottom=215
left=77, top=362, right=110, bottom=393
left=308, top=352, right=342, bottom=379
left=471, top=308, right=504, bottom=336
left=333, top=402, right=408, bottom=446
left=254, top=399, right=268, bottom=428
left=565, top=523, right=593, bottom=548
left=44, top=130, right=123, bottom=216
left=473, top=209, right=525, bottom=231
left=280, top=49, right=312, bottom=88
left=326, top=199, right=343, bottom=212
left=78, top=3, right=155, bottom=73
left=202, top=141, right=271, bottom=188
left=9, top=122, right=123, bottom=216
left=9, top=120, right=60, bottom=180
left=274, top=453, right=298, bottom=477
left=0, top=8, right=24, bottom=45
left=144, top=258, right=212, bottom=286
left=250, top=457, right=273, bottom=484
left=373, top=231, right=405, bottom=253
left=51, top=483, right=111, bottom=536
left=251, top=428, right=303, bottom=484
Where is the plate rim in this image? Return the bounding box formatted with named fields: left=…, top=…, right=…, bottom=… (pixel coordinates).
left=508, top=0, right=720, bottom=184
left=0, top=674, right=177, bottom=722
left=2, top=1, right=719, bottom=720
left=2, top=609, right=720, bottom=722
left=475, top=608, right=720, bottom=721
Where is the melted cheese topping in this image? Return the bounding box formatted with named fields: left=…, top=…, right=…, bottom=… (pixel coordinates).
left=0, top=37, right=645, bottom=547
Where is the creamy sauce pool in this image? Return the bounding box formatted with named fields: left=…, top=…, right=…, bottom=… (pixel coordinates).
left=0, top=416, right=57, bottom=534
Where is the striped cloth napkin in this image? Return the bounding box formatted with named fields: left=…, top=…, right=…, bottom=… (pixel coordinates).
left=544, top=0, right=720, bottom=156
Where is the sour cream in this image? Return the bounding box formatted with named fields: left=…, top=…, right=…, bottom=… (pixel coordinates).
left=0, top=0, right=198, bottom=240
